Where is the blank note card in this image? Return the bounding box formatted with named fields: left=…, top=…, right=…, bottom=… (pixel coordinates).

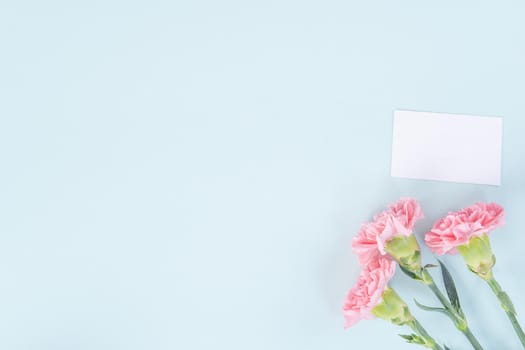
left=391, top=110, right=502, bottom=185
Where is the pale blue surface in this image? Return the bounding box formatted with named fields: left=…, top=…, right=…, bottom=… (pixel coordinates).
left=1, top=1, right=525, bottom=349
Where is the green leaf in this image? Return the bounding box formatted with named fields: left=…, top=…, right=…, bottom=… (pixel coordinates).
left=444, top=345, right=452, bottom=350
left=438, top=259, right=461, bottom=312
left=414, top=299, right=448, bottom=316
left=424, top=263, right=437, bottom=269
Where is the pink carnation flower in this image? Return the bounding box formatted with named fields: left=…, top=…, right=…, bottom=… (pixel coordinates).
left=352, top=219, right=386, bottom=266
left=475, top=202, right=504, bottom=231
left=387, top=197, right=424, bottom=235
left=342, top=256, right=396, bottom=328
left=425, top=202, right=505, bottom=255
left=352, top=198, right=423, bottom=263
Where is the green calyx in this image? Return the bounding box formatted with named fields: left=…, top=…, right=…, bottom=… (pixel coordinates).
left=372, top=287, right=414, bottom=326
left=457, top=234, right=495, bottom=281
left=385, top=234, right=422, bottom=274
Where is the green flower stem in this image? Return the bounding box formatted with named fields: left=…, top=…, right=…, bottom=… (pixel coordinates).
left=487, top=276, right=525, bottom=348
left=408, top=318, right=443, bottom=350
left=422, top=270, right=484, bottom=350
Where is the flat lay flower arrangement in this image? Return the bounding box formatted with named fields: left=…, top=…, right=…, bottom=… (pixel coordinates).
left=343, top=198, right=524, bottom=349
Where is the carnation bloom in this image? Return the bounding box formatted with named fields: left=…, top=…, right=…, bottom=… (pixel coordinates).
left=342, top=256, right=396, bottom=328
left=424, top=203, right=525, bottom=347
left=352, top=219, right=386, bottom=266
left=425, top=203, right=505, bottom=255
left=386, top=197, right=424, bottom=237
left=352, top=198, right=423, bottom=264
left=474, top=202, right=504, bottom=232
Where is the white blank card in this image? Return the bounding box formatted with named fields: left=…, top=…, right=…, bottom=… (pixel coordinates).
left=391, top=110, right=502, bottom=185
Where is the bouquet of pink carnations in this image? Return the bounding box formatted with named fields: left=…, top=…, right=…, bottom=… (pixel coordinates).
left=343, top=198, right=524, bottom=350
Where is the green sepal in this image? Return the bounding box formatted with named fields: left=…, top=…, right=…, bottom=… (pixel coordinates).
left=457, top=233, right=495, bottom=281
left=399, top=263, right=419, bottom=280
left=371, top=287, right=414, bottom=326
left=385, top=234, right=423, bottom=274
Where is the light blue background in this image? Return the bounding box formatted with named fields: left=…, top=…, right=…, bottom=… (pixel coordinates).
left=1, top=1, right=525, bottom=349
